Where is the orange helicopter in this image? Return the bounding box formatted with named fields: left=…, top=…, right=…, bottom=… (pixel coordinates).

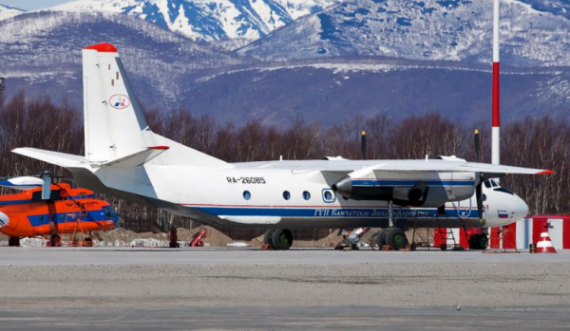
left=0, top=175, right=119, bottom=247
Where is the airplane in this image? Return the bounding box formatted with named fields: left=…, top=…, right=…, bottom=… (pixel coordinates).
left=0, top=176, right=119, bottom=247
left=12, top=43, right=552, bottom=251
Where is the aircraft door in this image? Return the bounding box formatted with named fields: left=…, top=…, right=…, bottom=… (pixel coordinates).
left=453, top=197, right=472, bottom=219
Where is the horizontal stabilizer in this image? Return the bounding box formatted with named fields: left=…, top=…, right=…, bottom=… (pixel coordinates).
left=102, top=146, right=169, bottom=168
left=12, top=148, right=87, bottom=167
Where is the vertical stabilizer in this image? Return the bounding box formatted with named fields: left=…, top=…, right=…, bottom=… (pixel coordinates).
left=82, top=43, right=228, bottom=168
left=83, top=43, right=151, bottom=162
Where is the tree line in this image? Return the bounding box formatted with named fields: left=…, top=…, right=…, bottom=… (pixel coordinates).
left=0, top=92, right=567, bottom=232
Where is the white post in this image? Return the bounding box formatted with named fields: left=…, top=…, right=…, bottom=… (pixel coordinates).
left=492, top=0, right=500, bottom=171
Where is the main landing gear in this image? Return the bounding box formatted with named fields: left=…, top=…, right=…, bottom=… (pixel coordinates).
left=374, top=201, right=409, bottom=251
left=375, top=228, right=409, bottom=251
left=263, top=229, right=294, bottom=250
left=8, top=237, right=20, bottom=247
left=48, top=234, right=61, bottom=247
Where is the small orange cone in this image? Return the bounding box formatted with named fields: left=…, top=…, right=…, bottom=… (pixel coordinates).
left=536, top=232, right=557, bottom=253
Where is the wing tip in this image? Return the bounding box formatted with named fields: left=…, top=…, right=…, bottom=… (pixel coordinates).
left=537, top=170, right=554, bottom=175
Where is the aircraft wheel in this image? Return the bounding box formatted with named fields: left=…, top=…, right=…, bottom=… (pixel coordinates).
left=385, top=228, right=407, bottom=251
left=440, top=243, right=447, bottom=251
left=271, top=229, right=293, bottom=250
left=376, top=229, right=387, bottom=249
left=468, top=234, right=488, bottom=250
left=8, top=237, right=20, bottom=247
left=263, top=229, right=275, bottom=248
left=476, top=235, right=488, bottom=250
left=50, top=234, right=61, bottom=247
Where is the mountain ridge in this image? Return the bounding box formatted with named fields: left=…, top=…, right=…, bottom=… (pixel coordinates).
left=51, top=0, right=340, bottom=41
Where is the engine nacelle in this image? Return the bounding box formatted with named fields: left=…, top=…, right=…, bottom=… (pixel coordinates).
left=332, top=174, right=475, bottom=207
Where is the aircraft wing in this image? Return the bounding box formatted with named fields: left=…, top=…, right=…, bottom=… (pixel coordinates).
left=315, top=160, right=552, bottom=176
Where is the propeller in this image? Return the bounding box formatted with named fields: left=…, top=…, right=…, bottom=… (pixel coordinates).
left=474, top=129, right=484, bottom=222
left=361, top=130, right=367, bottom=160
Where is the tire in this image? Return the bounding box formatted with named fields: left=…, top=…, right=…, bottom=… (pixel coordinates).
left=50, top=234, right=61, bottom=247
left=271, top=229, right=293, bottom=250
left=409, top=242, right=417, bottom=251
left=468, top=234, right=488, bottom=250
left=385, top=228, right=407, bottom=251
left=263, top=229, right=275, bottom=246
left=376, top=229, right=387, bottom=249
left=440, top=243, right=447, bottom=251
left=8, top=237, right=20, bottom=247
left=477, top=235, right=488, bottom=250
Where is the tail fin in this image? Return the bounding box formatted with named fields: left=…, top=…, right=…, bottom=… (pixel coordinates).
left=82, top=43, right=227, bottom=167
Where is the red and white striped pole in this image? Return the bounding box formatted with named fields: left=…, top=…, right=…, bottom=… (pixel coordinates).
left=492, top=0, right=500, bottom=168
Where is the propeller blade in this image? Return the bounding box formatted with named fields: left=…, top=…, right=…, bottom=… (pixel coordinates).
left=474, top=129, right=481, bottom=163
left=361, top=130, right=367, bottom=160
left=41, top=171, right=52, bottom=200
left=476, top=182, right=483, bottom=222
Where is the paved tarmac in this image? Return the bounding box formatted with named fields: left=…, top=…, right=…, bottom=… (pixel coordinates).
left=0, top=246, right=568, bottom=266
left=0, top=247, right=568, bottom=330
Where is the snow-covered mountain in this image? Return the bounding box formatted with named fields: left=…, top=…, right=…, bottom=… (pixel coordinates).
left=52, top=0, right=339, bottom=41
left=2, top=1, right=570, bottom=127
left=0, top=11, right=245, bottom=107
left=239, top=0, right=570, bottom=67
left=0, top=4, right=25, bottom=20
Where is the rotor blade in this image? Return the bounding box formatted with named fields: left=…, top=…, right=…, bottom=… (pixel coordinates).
left=41, top=171, right=52, bottom=200
left=474, top=129, right=481, bottom=163
left=361, top=130, right=367, bottom=160
left=476, top=182, right=483, bottom=223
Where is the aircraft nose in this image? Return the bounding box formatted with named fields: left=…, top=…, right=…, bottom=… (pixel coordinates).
left=512, top=195, right=529, bottom=222
left=0, top=211, right=9, bottom=229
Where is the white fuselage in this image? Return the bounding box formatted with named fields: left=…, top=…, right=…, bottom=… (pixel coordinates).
left=86, top=160, right=529, bottom=230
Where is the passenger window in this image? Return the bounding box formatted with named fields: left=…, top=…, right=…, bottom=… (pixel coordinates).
left=243, top=191, right=251, bottom=200
left=322, top=189, right=336, bottom=203
left=302, top=191, right=311, bottom=200
left=283, top=191, right=291, bottom=200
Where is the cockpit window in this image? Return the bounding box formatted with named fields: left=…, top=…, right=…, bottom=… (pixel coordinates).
left=491, top=180, right=500, bottom=188
left=484, top=180, right=492, bottom=189
left=494, top=186, right=514, bottom=195
left=103, top=206, right=118, bottom=218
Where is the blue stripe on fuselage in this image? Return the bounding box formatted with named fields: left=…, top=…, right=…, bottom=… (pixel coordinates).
left=190, top=206, right=479, bottom=219
left=27, top=208, right=118, bottom=227
left=352, top=180, right=474, bottom=186
left=0, top=195, right=95, bottom=206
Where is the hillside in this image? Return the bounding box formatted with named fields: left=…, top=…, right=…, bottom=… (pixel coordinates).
left=239, top=0, right=570, bottom=66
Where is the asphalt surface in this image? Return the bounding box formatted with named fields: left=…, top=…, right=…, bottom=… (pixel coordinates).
left=1, top=246, right=568, bottom=265
left=0, top=247, right=568, bottom=330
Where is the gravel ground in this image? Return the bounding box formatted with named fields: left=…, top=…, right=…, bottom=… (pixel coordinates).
left=0, top=261, right=569, bottom=309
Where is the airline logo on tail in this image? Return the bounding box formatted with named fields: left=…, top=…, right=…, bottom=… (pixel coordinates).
left=109, top=94, right=130, bottom=109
